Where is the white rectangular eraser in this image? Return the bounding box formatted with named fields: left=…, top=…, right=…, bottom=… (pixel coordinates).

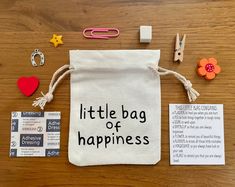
left=140, top=26, right=152, bottom=43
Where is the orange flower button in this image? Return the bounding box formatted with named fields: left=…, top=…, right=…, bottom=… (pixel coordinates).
left=197, top=58, right=221, bottom=80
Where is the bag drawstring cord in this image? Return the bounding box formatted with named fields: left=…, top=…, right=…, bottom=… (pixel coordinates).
left=149, top=65, right=200, bottom=102
left=32, top=64, right=74, bottom=110
left=33, top=63, right=199, bottom=110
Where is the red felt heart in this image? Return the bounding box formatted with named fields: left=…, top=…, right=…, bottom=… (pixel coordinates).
left=17, top=76, right=40, bottom=97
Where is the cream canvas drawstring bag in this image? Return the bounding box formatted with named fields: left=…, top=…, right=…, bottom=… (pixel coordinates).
left=33, top=50, right=199, bottom=166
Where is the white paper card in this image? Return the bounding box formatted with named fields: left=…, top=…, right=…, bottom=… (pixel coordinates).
left=169, top=104, right=225, bottom=165
left=10, top=112, right=61, bottom=157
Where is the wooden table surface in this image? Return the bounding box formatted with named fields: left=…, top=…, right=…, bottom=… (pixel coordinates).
left=0, top=0, right=235, bottom=186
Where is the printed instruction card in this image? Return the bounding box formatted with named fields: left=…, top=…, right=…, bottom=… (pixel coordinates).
left=169, top=104, right=225, bottom=165
left=10, top=112, right=61, bottom=157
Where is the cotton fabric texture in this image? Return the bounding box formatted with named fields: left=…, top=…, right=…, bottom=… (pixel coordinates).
left=69, top=50, right=161, bottom=166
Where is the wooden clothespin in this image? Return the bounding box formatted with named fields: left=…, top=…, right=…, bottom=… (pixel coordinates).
left=174, top=33, right=186, bottom=63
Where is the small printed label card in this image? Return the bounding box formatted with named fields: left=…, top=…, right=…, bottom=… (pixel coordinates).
left=10, top=112, right=61, bottom=157
left=169, top=104, right=225, bottom=165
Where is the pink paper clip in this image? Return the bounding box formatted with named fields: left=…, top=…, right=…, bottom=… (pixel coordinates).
left=83, top=28, right=119, bottom=39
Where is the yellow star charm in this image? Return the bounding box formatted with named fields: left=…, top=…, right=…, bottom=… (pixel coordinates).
left=50, top=34, right=63, bottom=47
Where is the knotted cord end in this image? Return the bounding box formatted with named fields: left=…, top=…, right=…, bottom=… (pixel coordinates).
left=31, top=64, right=73, bottom=110
left=183, top=80, right=200, bottom=102
left=149, top=64, right=200, bottom=102
left=32, top=92, right=54, bottom=110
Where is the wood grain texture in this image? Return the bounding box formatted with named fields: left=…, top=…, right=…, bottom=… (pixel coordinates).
left=0, top=0, right=235, bottom=186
